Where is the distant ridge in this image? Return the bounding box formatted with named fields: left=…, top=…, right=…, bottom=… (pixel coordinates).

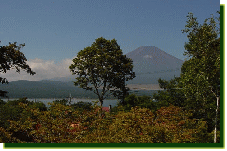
left=0, top=80, right=158, bottom=99
left=44, top=46, right=183, bottom=84
left=126, top=46, right=183, bottom=84
left=0, top=80, right=98, bottom=99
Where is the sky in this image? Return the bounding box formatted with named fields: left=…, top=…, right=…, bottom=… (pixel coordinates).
left=0, top=0, right=221, bottom=81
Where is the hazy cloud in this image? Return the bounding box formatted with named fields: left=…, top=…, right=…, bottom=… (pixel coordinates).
left=0, top=58, right=74, bottom=82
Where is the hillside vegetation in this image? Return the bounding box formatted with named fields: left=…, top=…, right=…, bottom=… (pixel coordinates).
left=0, top=97, right=216, bottom=143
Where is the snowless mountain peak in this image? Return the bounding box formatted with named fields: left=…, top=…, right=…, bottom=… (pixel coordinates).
left=125, top=46, right=184, bottom=84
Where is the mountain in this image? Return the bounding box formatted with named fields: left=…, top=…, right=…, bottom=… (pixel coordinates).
left=47, top=46, right=184, bottom=84
left=47, top=76, right=75, bottom=82
left=125, top=46, right=184, bottom=84
left=0, top=80, right=99, bottom=99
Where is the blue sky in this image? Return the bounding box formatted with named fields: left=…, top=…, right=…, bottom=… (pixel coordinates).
left=0, top=0, right=221, bottom=81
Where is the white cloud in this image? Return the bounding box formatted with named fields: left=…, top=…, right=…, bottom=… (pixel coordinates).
left=0, top=58, right=75, bottom=81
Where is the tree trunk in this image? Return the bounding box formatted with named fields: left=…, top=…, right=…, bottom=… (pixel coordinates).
left=99, top=99, right=103, bottom=118
left=214, top=96, right=219, bottom=143
left=100, top=100, right=103, bottom=108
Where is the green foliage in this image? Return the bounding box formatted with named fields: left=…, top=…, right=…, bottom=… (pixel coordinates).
left=0, top=99, right=6, bottom=105
left=53, top=99, right=69, bottom=106
left=71, top=101, right=92, bottom=112
left=32, top=101, right=48, bottom=111
left=105, top=107, right=155, bottom=143
left=69, top=37, right=135, bottom=106
left=52, top=99, right=93, bottom=112
left=0, top=98, right=47, bottom=129
left=154, top=105, right=209, bottom=143
left=0, top=42, right=35, bottom=84
left=0, top=100, right=215, bottom=143
left=76, top=105, right=211, bottom=143
left=117, top=92, right=185, bottom=114
left=153, top=78, right=186, bottom=109
left=180, top=12, right=220, bottom=132
left=0, top=127, right=23, bottom=143
left=153, top=12, right=220, bottom=134
left=6, top=102, right=78, bottom=143
left=0, top=98, right=28, bottom=128
left=116, top=94, right=156, bottom=112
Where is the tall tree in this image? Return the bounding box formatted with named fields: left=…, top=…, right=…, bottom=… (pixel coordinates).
left=153, top=12, right=220, bottom=142
left=0, top=42, right=36, bottom=84
left=69, top=37, right=135, bottom=107
left=180, top=12, right=220, bottom=139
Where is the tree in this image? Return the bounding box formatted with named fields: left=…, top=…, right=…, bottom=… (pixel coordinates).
left=180, top=12, right=220, bottom=138
left=71, top=101, right=92, bottom=112
left=153, top=78, right=186, bottom=108
left=69, top=37, right=135, bottom=107
left=115, top=94, right=157, bottom=113
left=0, top=42, right=35, bottom=84
left=152, top=11, right=220, bottom=143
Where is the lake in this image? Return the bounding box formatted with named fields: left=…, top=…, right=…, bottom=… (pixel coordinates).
left=1, top=98, right=119, bottom=107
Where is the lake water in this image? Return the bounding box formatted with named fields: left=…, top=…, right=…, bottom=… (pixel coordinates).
left=1, top=98, right=119, bottom=107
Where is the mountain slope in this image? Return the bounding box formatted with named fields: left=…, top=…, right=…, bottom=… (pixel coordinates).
left=0, top=80, right=98, bottom=99
left=126, top=46, right=184, bottom=84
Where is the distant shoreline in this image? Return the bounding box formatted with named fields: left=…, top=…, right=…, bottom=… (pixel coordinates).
left=127, top=84, right=163, bottom=91
left=0, top=83, right=163, bottom=100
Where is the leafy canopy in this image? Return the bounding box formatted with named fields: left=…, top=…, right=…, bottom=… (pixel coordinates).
left=153, top=12, right=220, bottom=134
left=3, top=102, right=212, bottom=143
left=180, top=12, right=220, bottom=125
left=69, top=37, right=135, bottom=106
left=0, top=42, right=35, bottom=84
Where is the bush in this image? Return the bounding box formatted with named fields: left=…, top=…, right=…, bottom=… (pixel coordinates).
left=0, top=100, right=212, bottom=143
left=76, top=105, right=210, bottom=143
left=0, top=98, right=47, bottom=129
left=116, top=94, right=157, bottom=113
left=71, top=101, right=92, bottom=112
left=53, top=99, right=69, bottom=105
left=0, top=99, right=6, bottom=105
